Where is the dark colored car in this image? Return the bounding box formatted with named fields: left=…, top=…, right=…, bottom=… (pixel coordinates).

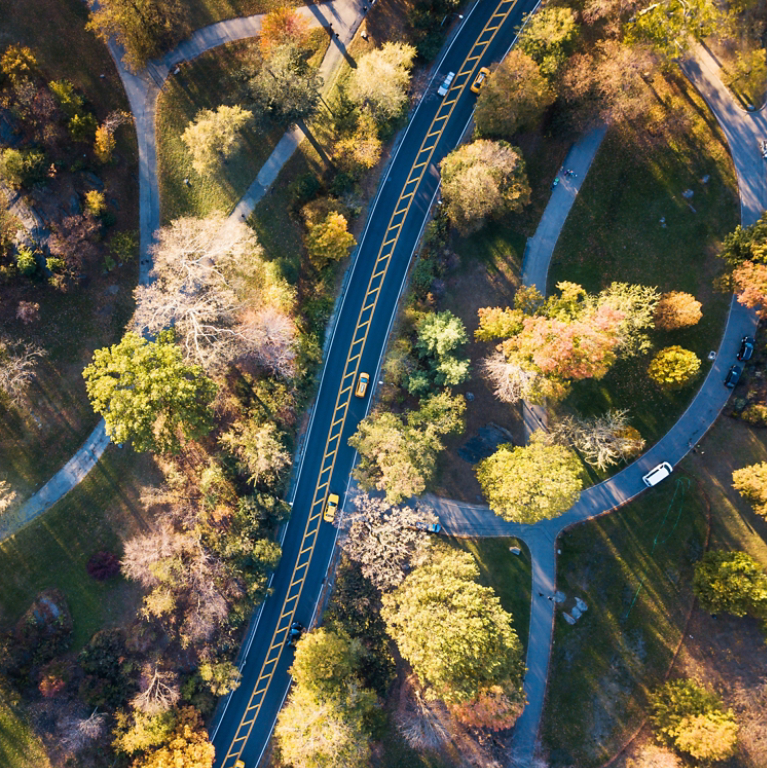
left=724, top=365, right=742, bottom=388
left=287, top=621, right=304, bottom=647
left=738, top=335, right=755, bottom=361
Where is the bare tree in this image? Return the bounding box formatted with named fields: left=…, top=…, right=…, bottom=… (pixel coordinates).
left=16, top=301, right=40, bottom=324
left=121, top=525, right=191, bottom=587
left=481, top=349, right=535, bottom=404
left=237, top=305, right=297, bottom=378
left=135, top=215, right=296, bottom=374
left=396, top=682, right=451, bottom=751
left=551, top=409, right=645, bottom=471
left=0, top=337, right=46, bottom=404
left=58, top=710, right=108, bottom=755
left=342, top=494, right=438, bottom=591
left=131, top=662, right=181, bottom=715
left=0, top=480, right=17, bottom=515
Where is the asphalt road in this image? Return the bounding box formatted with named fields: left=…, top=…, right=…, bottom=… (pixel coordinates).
left=210, top=2, right=540, bottom=765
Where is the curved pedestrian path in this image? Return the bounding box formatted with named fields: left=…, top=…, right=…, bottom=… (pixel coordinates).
left=1, top=1, right=366, bottom=544
left=430, top=45, right=764, bottom=767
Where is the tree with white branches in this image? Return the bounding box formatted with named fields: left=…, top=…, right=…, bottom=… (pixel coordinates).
left=134, top=214, right=296, bottom=374
left=0, top=336, right=46, bottom=405
left=551, top=409, right=645, bottom=471
left=131, top=662, right=181, bottom=715
left=341, top=494, right=438, bottom=591
left=480, top=349, right=537, bottom=404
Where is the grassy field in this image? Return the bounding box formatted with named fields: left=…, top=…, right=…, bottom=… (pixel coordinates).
left=156, top=33, right=327, bottom=223
left=185, top=0, right=301, bottom=30
left=0, top=448, right=160, bottom=651
left=541, top=475, right=708, bottom=767
left=0, top=693, right=50, bottom=768
left=549, top=73, right=738, bottom=448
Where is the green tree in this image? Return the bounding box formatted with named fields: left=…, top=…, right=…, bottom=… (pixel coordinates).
left=0, top=148, right=47, bottom=189
left=650, top=679, right=737, bottom=762
left=249, top=43, right=321, bottom=124
left=275, top=682, right=376, bottom=768
left=732, top=461, right=767, bottom=517
left=626, top=0, right=720, bottom=61
left=475, top=50, right=554, bottom=137
left=113, top=710, right=177, bottom=755
left=82, top=331, right=217, bottom=454
left=476, top=431, right=582, bottom=523
left=291, top=629, right=362, bottom=697
left=693, top=549, right=767, bottom=619
left=440, top=140, right=530, bottom=233
left=409, top=310, right=470, bottom=392
left=349, top=393, right=465, bottom=504
left=348, top=42, right=417, bottom=122
left=199, top=660, right=241, bottom=696
left=647, top=346, right=701, bottom=389
left=182, top=106, right=253, bottom=177
left=597, top=282, right=660, bottom=357
left=306, top=211, right=356, bottom=265
left=518, top=6, right=579, bottom=77
left=381, top=548, right=525, bottom=710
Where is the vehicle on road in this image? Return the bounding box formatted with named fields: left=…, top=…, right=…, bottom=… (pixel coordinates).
left=761, top=139, right=767, bottom=159
left=234, top=760, right=245, bottom=768
left=642, top=462, right=673, bottom=487
left=355, top=372, right=370, bottom=398
left=414, top=521, right=442, bottom=533
left=324, top=493, right=339, bottom=523
left=738, top=335, right=755, bottom=361
left=287, top=621, right=304, bottom=647
left=470, top=66, right=490, bottom=93
left=437, top=71, right=455, bottom=96
left=724, top=364, right=741, bottom=388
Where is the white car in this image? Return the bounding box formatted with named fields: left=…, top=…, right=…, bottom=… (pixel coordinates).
left=642, top=462, right=673, bottom=487
left=437, top=71, right=455, bottom=97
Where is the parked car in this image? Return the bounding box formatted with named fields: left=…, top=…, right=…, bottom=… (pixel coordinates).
left=724, top=364, right=742, bottom=388
left=324, top=493, right=339, bottom=523
left=738, top=335, right=755, bottom=361
left=414, top=521, right=441, bottom=534
left=470, top=67, right=490, bottom=94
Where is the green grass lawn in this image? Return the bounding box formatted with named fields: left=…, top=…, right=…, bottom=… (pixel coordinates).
left=0, top=448, right=160, bottom=651
left=0, top=692, right=50, bottom=768
left=541, top=476, right=708, bottom=768
left=549, top=73, right=739, bottom=448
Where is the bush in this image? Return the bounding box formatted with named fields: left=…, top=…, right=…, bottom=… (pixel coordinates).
left=0, top=148, right=47, bottom=189
left=87, top=551, right=121, bottom=581
left=15, top=247, right=37, bottom=276
left=69, top=112, right=98, bottom=142
left=647, top=346, right=701, bottom=389
left=741, top=403, right=767, bottom=425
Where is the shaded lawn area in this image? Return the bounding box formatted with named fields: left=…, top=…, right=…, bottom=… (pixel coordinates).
left=549, top=73, right=738, bottom=448
left=447, top=537, right=531, bottom=652
left=156, top=36, right=326, bottom=223
left=541, top=476, right=708, bottom=768
left=0, top=448, right=160, bottom=652
left=185, top=0, right=301, bottom=29
left=0, top=693, right=50, bottom=768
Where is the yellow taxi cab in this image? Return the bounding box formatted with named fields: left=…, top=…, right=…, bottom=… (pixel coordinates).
left=234, top=760, right=245, bottom=768
left=470, top=66, right=490, bottom=94
left=355, top=372, right=370, bottom=398
left=324, top=493, right=339, bottom=523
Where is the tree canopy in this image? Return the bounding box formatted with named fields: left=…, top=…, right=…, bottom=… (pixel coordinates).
left=181, top=106, right=253, bottom=177
left=647, top=346, right=701, bottom=389
left=381, top=547, right=525, bottom=719
left=476, top=431, right=583, bottom=523
left=732, top=461, right=767, bottom=517
left=518, top=6, right=579, bottom=77
left=692, top=549, right=767, bottom=619
left=407, top=310, right=471, bottom=394
left=82, top=331, right=217, bottom=454
left=440, top=140, right=531, bottom=233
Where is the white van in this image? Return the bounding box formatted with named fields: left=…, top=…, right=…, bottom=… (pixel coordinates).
left=642, top=462, right=673, bottom=488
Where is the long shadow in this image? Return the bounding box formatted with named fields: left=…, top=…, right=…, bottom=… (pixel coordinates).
left=296, top=118, right=335, bottom=169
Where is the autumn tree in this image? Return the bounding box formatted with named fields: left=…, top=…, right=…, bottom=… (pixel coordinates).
left=692, top=550, right=767, bottom=620
left=249, top=43, right=321, bottom=124
left=407, top=310, right=470, bottom=394
left=475, top=50, right=554, bottom=137
left=476, top=432, right=582, bottom=523
left=259, top=6, right=311, bottom=57
left=113, top=709, right=177, bottom=755
left=306, top=211, right=356, bottom=265
left=733, top=260, right=767, bottom=317
left=291, top=628, right=362, bottom=696
left=0, top=337, right=46, bottom=406
left=131, top=707, right=214, bottom=768
left=347, top=42, right=417, bottom=122
left=649, top=679, right=738, bottom=762
left=626, top=0, right=720, bottom=61
left=86, top=0, right=189, bottom=72
left=182, top=106, right=253, bottom=177
left=94, top=110, right=131, bottom=164
left=333, top=109, right=382, bottom=176
left=135, top=214, right=295, bottom=375
left=0, top=44, right=38, bottom=86
left=647, top=346, right=701, bottom=389
left=349, top=393, right=465, bottom=504
left=552, top=409, right=645, bottom=471
left=597, top=282, right=659, bottom=356
left=732, top=462, right=767, bottom=517
left=381, top=547, right=525, bottom=724
left=654, top=291, right=703, bottom=330
left=342, top=494, right=439, bottom=591
left=440, top=140, right=531, bottom=233
left=199, top=660, right=241, bottom=696
left=518, top=6, right=579, bottom=77
left=83, top=331, right=217, bottom=454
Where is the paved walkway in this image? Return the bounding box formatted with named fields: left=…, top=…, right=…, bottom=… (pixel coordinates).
left=0, top=1, right=366, bottom=544
left=428, top=48, right=765, bottom=767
